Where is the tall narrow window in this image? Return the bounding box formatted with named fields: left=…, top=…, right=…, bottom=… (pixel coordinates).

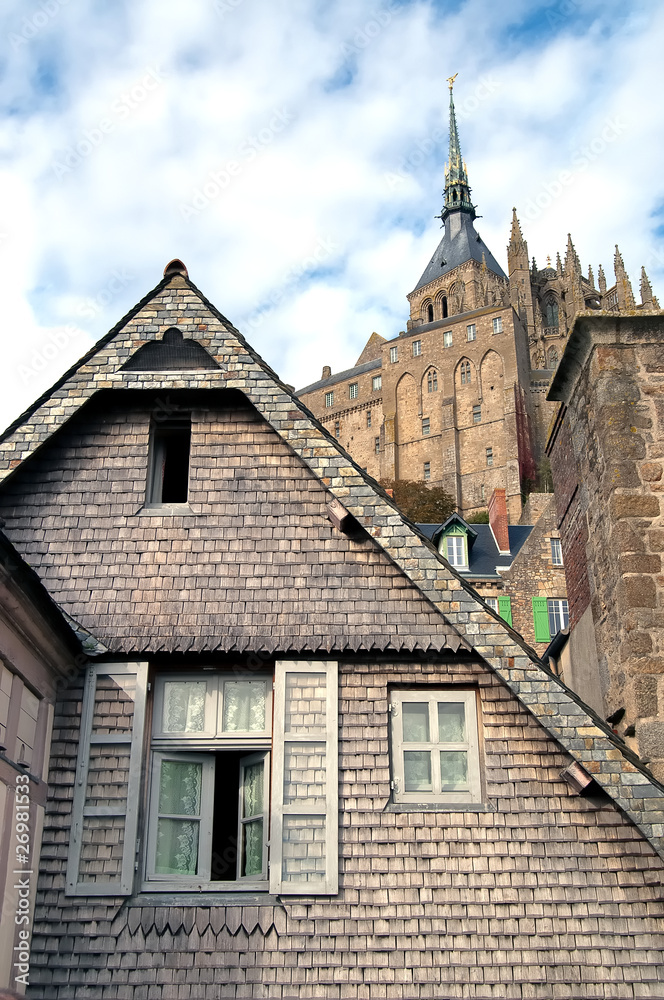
left=486, top=447, right=493, bottom=467
left=460, top=361, right=471, bottom=385
left=372, top=375, right=382, bottom=391
left=466, top=324, right=476, bottom=341
left=349, top=382, right=358, bottom=400
left=412, top=340, right=422, bottom=357
left=423, top=462, right=431, bottom=481
left=334, top=421, right=340, bottom=437
left=422, top=417, right=430, bottom=435
left=492, top=317, right=503, bottom=334
left=325, top=391, right=334, bottom=407
left=426, top=304, right=434, bottom=323
left=472, top=405, right=481, bottom=424
left=443, top=331, right=453, bottom=348
left=375, top=436, right=380, bottom=454
left=367, top=411, right=372, bottom=428
left=550, top=538, right=563, bottom=565
left=427, top=370, right=438, bottom=393
left=390, top=346, right=398, bottom=363
left=148, top=416, right=191, bottom=505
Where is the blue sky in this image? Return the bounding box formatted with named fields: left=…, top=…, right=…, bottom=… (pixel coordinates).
left=0, top=0, right=662, bottom=428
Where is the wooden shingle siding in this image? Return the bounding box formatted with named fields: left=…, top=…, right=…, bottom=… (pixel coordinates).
left=0, top=394, right=459, bottom=655
left=28, top=658, right=664, bottom=999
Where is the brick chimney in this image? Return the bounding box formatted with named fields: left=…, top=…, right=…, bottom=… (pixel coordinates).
left=488, top=487, right=510, bottom=554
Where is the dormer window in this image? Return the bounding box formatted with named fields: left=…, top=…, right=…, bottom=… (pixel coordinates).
left=444, top=533, right=467, bottom=568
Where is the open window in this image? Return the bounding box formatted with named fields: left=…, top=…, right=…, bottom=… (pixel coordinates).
left=147, top=415, right=191, bottom=505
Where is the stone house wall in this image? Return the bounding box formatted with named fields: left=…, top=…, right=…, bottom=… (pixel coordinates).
left=547, top=314, right=664, bottom=779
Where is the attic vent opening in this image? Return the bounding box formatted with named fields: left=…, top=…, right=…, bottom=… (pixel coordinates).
left=148, top=416, right=191, bottom=504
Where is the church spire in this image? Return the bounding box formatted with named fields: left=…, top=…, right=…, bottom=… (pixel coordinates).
left=442, top=75, right=475, bottom=221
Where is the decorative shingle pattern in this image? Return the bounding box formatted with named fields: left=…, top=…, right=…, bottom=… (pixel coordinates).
left=30, top=660, right=664, bottom=999
left=1, top=274, right=664, bottom=858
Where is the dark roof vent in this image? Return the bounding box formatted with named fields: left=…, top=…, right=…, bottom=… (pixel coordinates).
left=122, top=327, right=220, bottom=371
left=163, top=259, right=188, bottom=278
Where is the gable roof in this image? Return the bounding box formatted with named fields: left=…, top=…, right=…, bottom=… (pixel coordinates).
left=1, top=267, right=663, bottom=859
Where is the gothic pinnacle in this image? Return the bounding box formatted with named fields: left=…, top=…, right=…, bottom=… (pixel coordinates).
left=598, top=264, right=606, bottom=293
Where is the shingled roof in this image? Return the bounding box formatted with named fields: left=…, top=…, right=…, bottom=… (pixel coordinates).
left=1, top=266, right=663, bottom=858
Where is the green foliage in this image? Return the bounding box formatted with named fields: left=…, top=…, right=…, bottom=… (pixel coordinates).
left=381, top=479, right=456, bottom=524
left=522, top=457, right=554, bottom=504
left=466, top=509, right=489, bottom=523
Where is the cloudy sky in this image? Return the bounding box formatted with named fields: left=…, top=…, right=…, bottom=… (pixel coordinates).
left=1, top=0, right=663, bottom=429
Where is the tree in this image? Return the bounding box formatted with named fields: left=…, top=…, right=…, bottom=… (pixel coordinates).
left=466, top=509, right=489, bottom=523
left=381, top=479, right=456, bottom=524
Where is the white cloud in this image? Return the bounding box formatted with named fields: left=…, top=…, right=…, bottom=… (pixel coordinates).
left=0, top=0, right=663, bottom=427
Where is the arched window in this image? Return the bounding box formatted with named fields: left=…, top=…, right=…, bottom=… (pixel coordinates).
left=427, top=303, right=434, bottom=323
left=442, top=296, right=448, bottom=318
left=427, top=369, right=438, bottom=393
left=544, top=297, right=559, bottom=328
left=460, top=360, right=471, bottom=385
left=422, top=299, right=433, bottom=324
left=547, top=346, right=558, bottom=369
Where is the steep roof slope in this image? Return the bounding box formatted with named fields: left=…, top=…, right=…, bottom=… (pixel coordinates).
left=413, top=212, right=506, bottom=292
left=0, top=266, right=663, bottom=857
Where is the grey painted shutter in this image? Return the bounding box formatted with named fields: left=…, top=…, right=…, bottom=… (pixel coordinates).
left=270, top=660, right=338, bottom=895
left=66, top=662, right=148, bottom=896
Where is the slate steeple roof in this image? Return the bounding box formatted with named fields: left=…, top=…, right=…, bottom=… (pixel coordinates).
left=412, top=78, right=506, bottom=292
left=0, top=265, right=663, bottom=858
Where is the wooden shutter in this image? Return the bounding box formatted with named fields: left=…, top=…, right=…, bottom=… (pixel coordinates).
left=270, top=660, right=338, bottom=895
left=498, top=596, right=513, bottom=627
left=532, top=597, right=550, bottom=643
left=66, top=662, right=148, bottom=896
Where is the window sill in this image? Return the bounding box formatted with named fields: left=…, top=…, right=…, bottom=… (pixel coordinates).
left=385, top=801, right=495, bottom=813
left=132, top=890, right=278, bottom=906
left=138, top=503, right=194, bottom=516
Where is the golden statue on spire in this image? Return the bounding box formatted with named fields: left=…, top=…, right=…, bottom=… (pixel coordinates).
left=447, top=73, right=458, bottom=91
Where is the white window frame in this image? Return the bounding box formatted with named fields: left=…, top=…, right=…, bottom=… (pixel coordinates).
left=349, top=382, right=358, bottom=400
left=144, top=673, right=273, bottom=891
left=547, top=598, right=569, bottom=636
left=466, top=324, right=476, bottom=341
left=443, top=331, right=453, bottom=348
left=485, top=597, right=499, bottom=612
left=550, top=538, right=563, bottom=565
left=493, top=316, right=503, bottom=334
left=412, top=340, right=422, bottom=357
left=390, top=346, right=398, bottom=363
left=473, top=405, right=482, bottom=424
left=372, top=375, right=382, bottom=391
left=324, top=391, right=334, bottom=407
left=422, top=417, right=430, bottom=436
left=444, top=533, right=467, bottom=569
left=390, top=689, right=481, bottom=805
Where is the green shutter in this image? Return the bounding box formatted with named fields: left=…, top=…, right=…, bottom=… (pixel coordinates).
left=532, top=597, right=550, bottom=643
left=498, top=595, right=512, bottom=627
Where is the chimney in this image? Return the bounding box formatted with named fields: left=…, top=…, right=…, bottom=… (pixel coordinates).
left=322, top=365, right=331, bottom=379
left=488, top=488, right=510, bottom=554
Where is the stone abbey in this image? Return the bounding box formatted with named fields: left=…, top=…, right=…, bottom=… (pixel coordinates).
left=297, top=81, right=661, bottom=523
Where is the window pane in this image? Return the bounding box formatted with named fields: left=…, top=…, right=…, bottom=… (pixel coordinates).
left=404, top=750, right=432, bottom=792
left=223, top=680, right=266, bottom=732
left=402, top=702, right=430, bottom=742
left=438, top=702, right=465, bottom=742
left=242, top=819, right=264, bottom=877
left=155, top=818, right=199, bottom=875
left=243, top=761, right=264, bottom=817
left=440, top=750, right=468, bottom=790
left=162, top=680, right=206, bottom=733
left=158, top=760, right=202, bottom=816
